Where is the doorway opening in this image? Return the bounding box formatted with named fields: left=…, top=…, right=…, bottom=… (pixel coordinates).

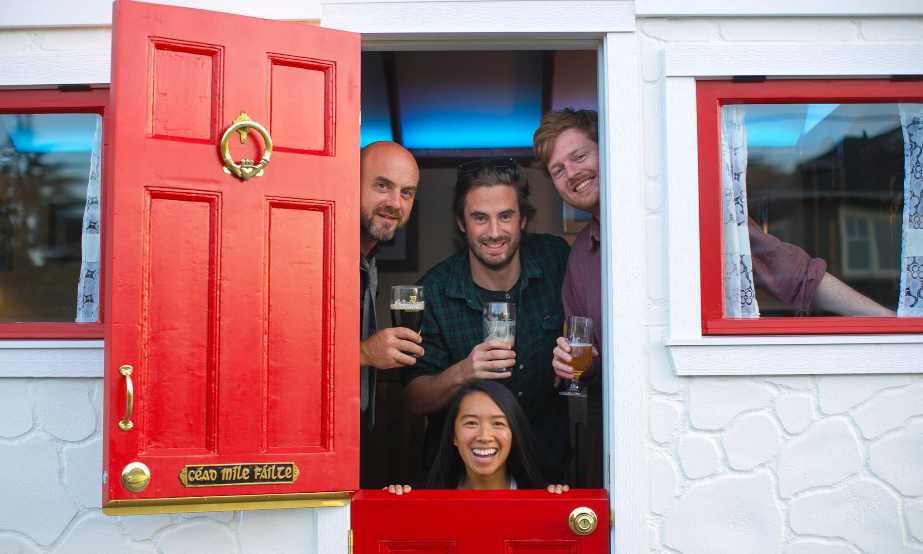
left=358, top=48, right=603, bottom=490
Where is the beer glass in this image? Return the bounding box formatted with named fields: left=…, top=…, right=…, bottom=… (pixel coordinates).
left=390, top=286, right=425, bottom=334
left=483, top=302, right=516, bottom=372
left=559, top=316, right=592, bottom=397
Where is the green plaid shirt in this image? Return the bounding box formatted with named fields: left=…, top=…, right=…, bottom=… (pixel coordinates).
left=401, top=234, right=571, bottom=477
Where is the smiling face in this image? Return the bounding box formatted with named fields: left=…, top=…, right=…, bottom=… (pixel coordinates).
left=546, top=128, right=600, bottom=217
left=453, top=391, right=512, bottom=487
left=457, top=185, right=526, bottom=271
left=359, top=142, right=419, bottom=254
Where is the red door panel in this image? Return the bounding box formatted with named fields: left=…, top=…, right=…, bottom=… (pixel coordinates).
left=104, top=0, right=359, bottom=507
left=352, top=490, right=610, bottom=553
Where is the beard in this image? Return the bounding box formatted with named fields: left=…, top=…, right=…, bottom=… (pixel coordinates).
left=564, top=173, right=599, bottom=214
left=466, top=232, right=521, bottom=271
left=361, top=204, right=404, bottom=243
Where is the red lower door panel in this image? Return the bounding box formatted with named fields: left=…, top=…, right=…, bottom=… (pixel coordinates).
left=352, top=490, right=609, bottom=553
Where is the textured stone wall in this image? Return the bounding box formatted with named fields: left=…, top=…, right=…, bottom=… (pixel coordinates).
left=0, top=378, right=325, bottom=553
left=641, top=17, right=923, bottom=554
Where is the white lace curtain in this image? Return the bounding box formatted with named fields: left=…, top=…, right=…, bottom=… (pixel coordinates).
left=76, top=116, right=102, bottom=323
left=720, top=105, right=759, bottom=318
left=898, top=103, right=923, bottom=317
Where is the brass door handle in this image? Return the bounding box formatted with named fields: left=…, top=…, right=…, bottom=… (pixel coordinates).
left=118, top=365, right=134, bottom=431
left=569, top=507, right=598, bottom=536
left=220, top=111, right=272, bottom=181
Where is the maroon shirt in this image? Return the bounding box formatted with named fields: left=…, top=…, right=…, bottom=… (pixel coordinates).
left=748, top=217, right=827, bottom=315
left=560, top=216, right=826, bottom=364
left=561, top=217, right=602, bottom=373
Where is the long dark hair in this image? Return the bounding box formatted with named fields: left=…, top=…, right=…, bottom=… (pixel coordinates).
left=451, top=159, right=537, bottom=252
left=424, top=380, right=555, bottom=490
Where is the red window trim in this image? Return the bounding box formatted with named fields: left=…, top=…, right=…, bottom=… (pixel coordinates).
left=697, top=79, right=923, bottom=335
left=0, top=88, right=109, bottom=338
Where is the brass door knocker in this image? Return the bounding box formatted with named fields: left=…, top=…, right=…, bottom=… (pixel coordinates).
left=220, top=111, right=273, bottom=181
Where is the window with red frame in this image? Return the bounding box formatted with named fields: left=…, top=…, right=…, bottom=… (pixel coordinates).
left=697, top=79, right=923, bottom=335
left=0, top=88, right=107, bottom=338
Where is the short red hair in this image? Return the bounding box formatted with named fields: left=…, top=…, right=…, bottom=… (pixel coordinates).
left=532, top=109, right=598, bottom=176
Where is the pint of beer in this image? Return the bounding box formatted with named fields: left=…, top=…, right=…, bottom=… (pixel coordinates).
left=390, top=286, right=425, bottom=334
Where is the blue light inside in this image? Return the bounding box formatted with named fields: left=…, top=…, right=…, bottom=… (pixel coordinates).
left=0, top=113, right=99, bottom=153
left=401, top=110, right=542, bottom=150
left=396, top=51, right=544, bottom=150
left=361, top=117, right=394, bottom=147
left=361, top=52, right=394, bottom=147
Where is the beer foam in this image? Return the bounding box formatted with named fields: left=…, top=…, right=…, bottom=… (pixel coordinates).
left=391, top=301, right=425, bottom=311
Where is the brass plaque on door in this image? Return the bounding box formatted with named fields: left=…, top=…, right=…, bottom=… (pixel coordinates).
left=179, top=463, right=299, bottom=487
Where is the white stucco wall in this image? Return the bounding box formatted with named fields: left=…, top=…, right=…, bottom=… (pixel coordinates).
left=640, top=17, right=923, bottom=554
left=0, top=376, right=348, bottom=554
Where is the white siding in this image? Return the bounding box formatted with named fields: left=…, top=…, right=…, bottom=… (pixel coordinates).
left=642, top=16, right=923, bottom=553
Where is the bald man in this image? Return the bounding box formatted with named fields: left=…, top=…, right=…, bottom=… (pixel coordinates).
left=358, top=141, right=422, bottom=429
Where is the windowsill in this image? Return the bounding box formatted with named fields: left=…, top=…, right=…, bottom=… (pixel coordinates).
left=665, top=335, right=923, bottom=376
left=0, top=339, right=104, bottom=378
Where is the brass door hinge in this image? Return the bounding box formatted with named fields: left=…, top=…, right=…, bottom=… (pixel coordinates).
left=348, top=529, right=353, bottom=554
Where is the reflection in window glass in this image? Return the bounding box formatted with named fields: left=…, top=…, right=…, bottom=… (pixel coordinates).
left=0, top=113, right=101, bottom=322
left=725, top=103, right=906, bottom=317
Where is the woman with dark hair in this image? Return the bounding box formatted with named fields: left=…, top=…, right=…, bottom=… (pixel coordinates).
left=386, top=381, right=569, bottom=494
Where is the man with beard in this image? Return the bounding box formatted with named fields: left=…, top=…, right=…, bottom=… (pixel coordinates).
left=532, top=110, right=604, bottom=386
left=400, top=159, right=571, bottom=478
left=359, top=141, right=422, bottom=430
left=532, top=109, right=894, bottom=387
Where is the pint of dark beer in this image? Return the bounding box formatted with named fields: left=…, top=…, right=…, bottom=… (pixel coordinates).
left=390, top=285, right=425, bottom=334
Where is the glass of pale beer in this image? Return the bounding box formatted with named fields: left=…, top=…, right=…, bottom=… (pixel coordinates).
left=483, top=302, right=516, bottom=372
left=559, top=316, right=592, bottom=397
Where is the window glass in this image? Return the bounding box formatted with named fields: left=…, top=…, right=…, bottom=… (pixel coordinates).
left=724, top=103, right=907, bottom=317
left=0, top=113, right=101, bottom=322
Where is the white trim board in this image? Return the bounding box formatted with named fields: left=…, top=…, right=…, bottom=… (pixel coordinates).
left=599, top=32, right=645, bottom=554
left=0, top=53, right=110, bottom=87
left=665, top=45, right=923, bottom=78
left=0, top=0, right=321, bottom=27
left=0, top=37, right=599, bottom=88
left=0, top=340, right=104, bottom=378
left=665, top=76, right=701, bottom=341
left=316, top=506, right=351, bottom=554
left=361, top=38, right=601, bottom=51
left=320, top=1, right=635, bottom=35
left=667, top=336, right=923, bottom=375
left=636, top=0, right=923, bottom=17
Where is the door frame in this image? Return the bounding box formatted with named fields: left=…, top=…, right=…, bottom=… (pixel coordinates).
left=353, top=32, right=645, bottom=554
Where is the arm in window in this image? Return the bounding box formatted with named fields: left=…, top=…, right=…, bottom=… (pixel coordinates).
left=749, top=219, right=895, bottom=317
left=811, top=272, right=895, bottom=317
left=749, top=218, right=827, bottom=314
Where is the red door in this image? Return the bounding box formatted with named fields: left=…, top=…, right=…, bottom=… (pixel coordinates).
left=104, top=0, right=360, bottom=510
left=103, top=4, right=609, bottom=546
left=352, top=490, right=610, bottom=552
